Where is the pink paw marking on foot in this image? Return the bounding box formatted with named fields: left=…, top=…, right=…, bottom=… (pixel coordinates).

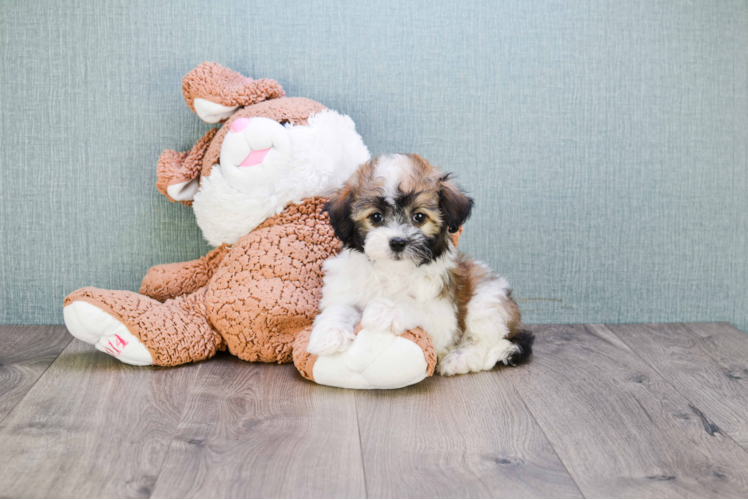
left=239, top=147, right=271, bottom=167
left=104, top=334, right=129, bottom=357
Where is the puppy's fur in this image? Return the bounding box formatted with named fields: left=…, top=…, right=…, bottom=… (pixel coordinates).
left=307, top=154, right=534, bottom=375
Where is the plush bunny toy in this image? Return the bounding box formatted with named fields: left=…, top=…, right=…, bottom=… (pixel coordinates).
left=63, top=62, right=444, bottom=389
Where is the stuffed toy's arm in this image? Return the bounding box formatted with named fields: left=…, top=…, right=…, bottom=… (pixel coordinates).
left=140, top=244, right=231, bottom=302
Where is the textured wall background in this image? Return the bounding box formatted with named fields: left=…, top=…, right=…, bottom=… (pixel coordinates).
left=1, top=0, right=746, bottom=331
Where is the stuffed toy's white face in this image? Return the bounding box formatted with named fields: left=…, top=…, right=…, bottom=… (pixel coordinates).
left=193, top=110, right=371, bottom=247
left=218, top=117, right=292, bottom=196
left=193, top=116, right=295, bottom=247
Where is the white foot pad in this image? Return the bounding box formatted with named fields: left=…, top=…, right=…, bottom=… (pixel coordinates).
left=63, top=301, right=153, bottom=366
left=312, top=328, right=428, bottom=390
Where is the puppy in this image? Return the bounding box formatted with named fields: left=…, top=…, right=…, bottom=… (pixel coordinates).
left=307, top=154, right=534, bottom=376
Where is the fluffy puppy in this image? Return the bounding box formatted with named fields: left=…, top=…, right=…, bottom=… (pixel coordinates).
left=307, top=153, right=534, bottom=376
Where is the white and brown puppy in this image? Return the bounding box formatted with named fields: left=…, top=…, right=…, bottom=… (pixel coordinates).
left=307, top=153, right=534, bottom=376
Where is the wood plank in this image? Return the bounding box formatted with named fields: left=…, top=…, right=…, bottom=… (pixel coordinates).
left=151, top=358, right=366, bottom=499
left=355, top=370, right=583, bottom=498
left=507, top=324, right=748, bottom=498
left=0, top=339, right=200, bottom=498
left=606, top=322, right=748, bottom=449
left=0, top=325, right=71, bottom=423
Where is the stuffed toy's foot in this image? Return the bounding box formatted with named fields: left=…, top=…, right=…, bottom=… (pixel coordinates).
left=293, top=326, right=436, bottom=390
left=63, top=286, right=225, bottom=366
left=63, top=301, right=153, bottom=366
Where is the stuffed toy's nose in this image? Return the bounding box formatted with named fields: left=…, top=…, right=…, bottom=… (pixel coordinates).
left=227, top=117, right=271, bottom=167
left=230, top=117, right=252, bottom=133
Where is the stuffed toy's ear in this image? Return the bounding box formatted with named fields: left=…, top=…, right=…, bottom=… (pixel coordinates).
left=324, top=185, right=357, bottom=248
left=156, top=128, right=217, bottom=205
left=182, top=62, right=285, bottom=123
left=438, top=175, right=474, bottom=234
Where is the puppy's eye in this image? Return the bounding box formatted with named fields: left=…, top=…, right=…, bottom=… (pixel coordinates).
left=369, top=212, right=384, bottom=224
left=412, top=212, right=427, bottom=224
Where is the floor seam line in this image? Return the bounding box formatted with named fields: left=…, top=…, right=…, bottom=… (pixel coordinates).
left=148, top=362, right=205, bottom=498
left=507, top=377, right=587, bottom=499
left=600, top=323, right=748, bottom=457
left=353, top=393, right=370, bottom=499
left=0, top=326, right=72, bottom=427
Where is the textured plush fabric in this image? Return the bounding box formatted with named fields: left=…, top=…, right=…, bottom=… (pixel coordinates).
left=139, top=244, right=231, bottom=302
left=156, top=128, right=217, bottom=205
left=155, top=62, right=328, bottom=201
left=400, top=328, right=436, bottom=377
left=66, top=198, right=337, bottom=366
left=181, top=61, right=285, bottom=113
left=64, top=286, right=226, bottom=366
left=200, top=97, right=328, bottom=179
left=293, top=328, right=318, bottom=381
left=206, top=197, right=337, bottom=363
left=1, top=0, right=747, bottom=333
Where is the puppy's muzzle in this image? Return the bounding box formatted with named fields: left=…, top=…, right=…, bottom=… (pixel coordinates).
left=389, top=237, right=407, bottom=253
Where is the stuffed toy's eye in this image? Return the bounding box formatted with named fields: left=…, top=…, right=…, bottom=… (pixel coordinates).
left=412, top=212, right=427, bottom=224
left=369, top=212, right=384, bottom=224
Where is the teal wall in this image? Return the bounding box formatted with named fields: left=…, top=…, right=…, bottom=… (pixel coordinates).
left=1, top=0, right=746, bottom=331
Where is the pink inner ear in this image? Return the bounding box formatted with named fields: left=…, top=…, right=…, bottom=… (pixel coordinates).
left=230, top=117, right=252, bottom=133
left=239, top=148, right=271, bottom=167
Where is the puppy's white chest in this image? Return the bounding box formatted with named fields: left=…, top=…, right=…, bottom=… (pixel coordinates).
left=414, top=297, right=458, bottom=356
left=359, top=259, right=459, bottom=353
left=322, top=250, right=460, bottom=354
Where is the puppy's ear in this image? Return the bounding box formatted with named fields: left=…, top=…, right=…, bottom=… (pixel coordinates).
left=439, top=174, right=474, bottom=233
left=324, top=185, right=356, bottom=245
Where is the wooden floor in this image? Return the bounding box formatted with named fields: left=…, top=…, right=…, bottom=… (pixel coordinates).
left=1, top=323, right=748, bottom=498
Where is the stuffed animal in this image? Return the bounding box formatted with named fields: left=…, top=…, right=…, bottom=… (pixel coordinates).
left=63, top=62, right=449, bottom=389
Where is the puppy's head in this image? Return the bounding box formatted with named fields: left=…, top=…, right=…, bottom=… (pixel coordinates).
left=325, top=154, right=473, bottom=265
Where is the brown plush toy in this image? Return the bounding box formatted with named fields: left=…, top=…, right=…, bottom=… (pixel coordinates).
left=63, top=62, right=455, bottom=389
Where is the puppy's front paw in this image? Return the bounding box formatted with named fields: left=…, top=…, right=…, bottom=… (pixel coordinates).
left=307, top=324, right=356, bottom=356
left=361, top=299, right=414, bottom=335
left=438, top=349, right=478, bottom=376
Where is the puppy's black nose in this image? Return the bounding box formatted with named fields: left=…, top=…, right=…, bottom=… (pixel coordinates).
left=389, top=237, right=407, bottom=252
